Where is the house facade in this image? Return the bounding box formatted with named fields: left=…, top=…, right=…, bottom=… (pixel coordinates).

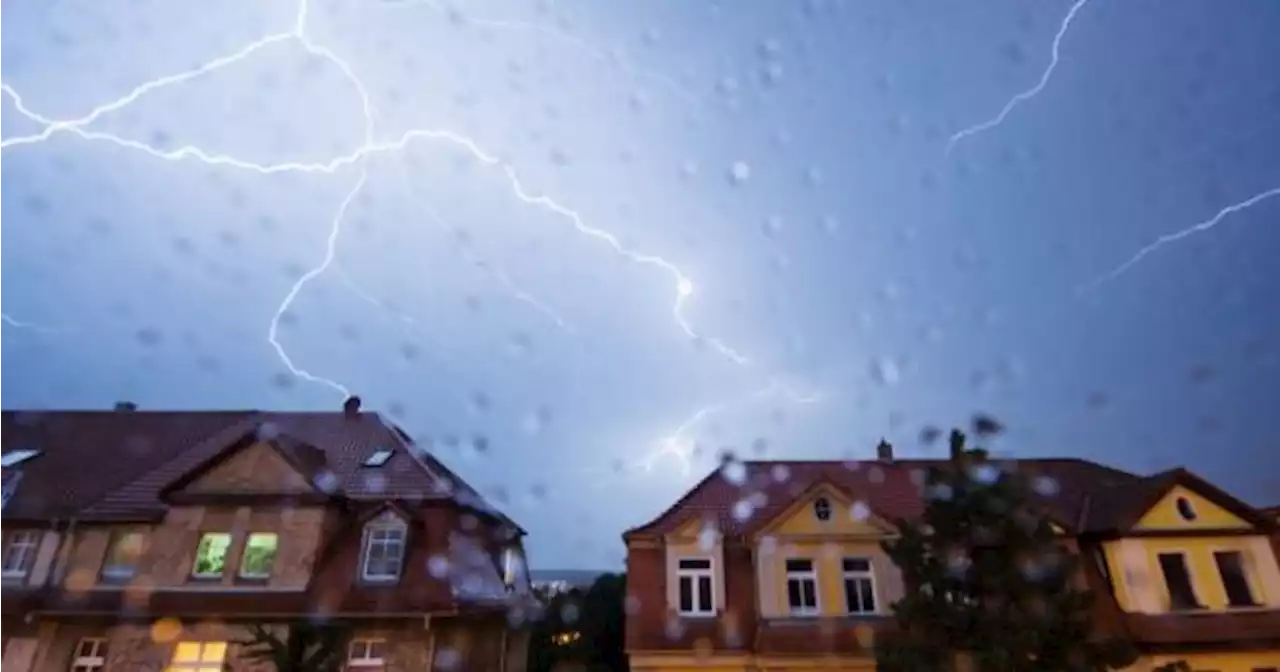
left=623, top=444, right=1280, bottom=672
left=1, top=398, right=537, bottom=672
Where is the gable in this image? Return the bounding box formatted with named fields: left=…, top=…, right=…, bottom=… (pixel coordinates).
left=665, top=513, right=720, bottom=543
left=176, top=441, right=316, bottom=495
left=757, top=483, right=894, bottom=538
left=1133, top=485, right=1253, bottom=532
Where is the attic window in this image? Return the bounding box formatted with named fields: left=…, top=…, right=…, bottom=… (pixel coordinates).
left=813, top=497, right=832, bottom=522
left=362, top=448, right=393, bottom=468
left=0, top=450, right=40, bottom=468
left=1175, top=496, right=1197, bottom=522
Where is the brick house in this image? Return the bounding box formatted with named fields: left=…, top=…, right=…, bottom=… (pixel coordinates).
left=1, top=398, right=537, bottom=671
left=623, top=444, right=1280, bottom=671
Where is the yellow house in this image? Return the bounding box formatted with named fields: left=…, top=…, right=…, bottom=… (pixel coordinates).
left=623, top=449, right=1280, bottom=671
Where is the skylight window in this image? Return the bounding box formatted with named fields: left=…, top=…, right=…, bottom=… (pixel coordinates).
left=363, top=448, right=393, bottom=468
left=0, top=449, right=41, bottom=468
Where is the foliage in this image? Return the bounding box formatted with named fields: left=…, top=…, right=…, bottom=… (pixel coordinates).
left=528, top=573, right=628, bottom=672
left=235, top=621, right=349, bottom=672
left=875, top=426, right=1139, bottom=672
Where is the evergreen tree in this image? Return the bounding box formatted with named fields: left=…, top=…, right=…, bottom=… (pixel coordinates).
left=876, top=427, right=1138, bottom=672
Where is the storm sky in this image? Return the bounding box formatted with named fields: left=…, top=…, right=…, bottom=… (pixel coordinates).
left=3, top=0, right=1279, bottom=569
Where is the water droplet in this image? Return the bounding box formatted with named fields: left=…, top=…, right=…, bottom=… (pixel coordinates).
left=560, top=602, right=580, bottom=624
left=771, top=464, right=790, bottom=482
left=762, top=215, right=784, bottom=237
left=728, top=161, right=751, bottom=184
left=732, top=499, right=754, bottom=522
left=850, top=500, right=871, bottom=521
left=428, top=555, right=450, bottom=578
left=435, top=647, right=460, bottom=671
left=720, top=459, right=747, bottom=485
left=870, top=357, right=900, bottom=386
left=697, top=525, right=718, bottom=551
left=1032, top=475, right=1060, bottom=497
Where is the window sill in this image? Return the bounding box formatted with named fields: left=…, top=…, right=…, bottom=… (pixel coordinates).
left=674, top=612, right=717, bottom=620
left=187, top=574, right=225, bottom=584
left=235, top=575, right=271, bottom=585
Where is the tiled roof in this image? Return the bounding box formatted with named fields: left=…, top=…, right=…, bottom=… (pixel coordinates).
left=624, top=457, right=1144, bottom=538
left=1, top=410, right=253, bottom=520
left=0, top=408, right=514, bottom=530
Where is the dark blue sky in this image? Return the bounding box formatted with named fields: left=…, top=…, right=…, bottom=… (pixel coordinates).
left=3, top=0, right=1278, bottom=569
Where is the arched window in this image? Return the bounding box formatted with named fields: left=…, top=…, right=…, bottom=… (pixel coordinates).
left=813, top=497, right=832, bottom=522
left=1175, top=496, right=1197, bottom=522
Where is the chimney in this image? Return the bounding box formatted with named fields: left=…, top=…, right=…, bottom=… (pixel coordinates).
left=114, top=401, right=137, bottom=412
left=343, top=395, right=362, bottom=417
left=875, top=438, right=894, bottom=462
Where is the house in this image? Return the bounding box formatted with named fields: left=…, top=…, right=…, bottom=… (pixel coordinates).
left=623, top=443, right=1280, bottom=672
left=0, top=397, right=537, bottom=672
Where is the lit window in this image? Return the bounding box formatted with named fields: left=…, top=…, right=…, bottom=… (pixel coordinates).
left=2, top=530, right=41, bottom=578
left=166, top=641, right=226, bottom=672
left=101, top=532, right=146, bottom=582
left=785, top=558, right=819, bottom=616
left=190, top=533, right=231, bottom=579
left=70, top=637, right=108, bottom=672
left=842, top=557, right=877, bottom=614
left=347, top=639, right=385, bottom=668
left=239, top=533, right=278, bottom=579
left=813, top=497, right=832, bottom=522
left=675, top=558, right=714, bottom=616
left=362, top=449, right=393, bottom=468
left=360, top=518, right=406, bottom=581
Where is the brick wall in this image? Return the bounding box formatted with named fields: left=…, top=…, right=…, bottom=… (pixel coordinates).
left=59, top=505, right=334, bottom=591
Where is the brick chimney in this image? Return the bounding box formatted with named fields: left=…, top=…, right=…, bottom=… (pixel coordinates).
left=876, top=438, right=894, bottom=462
left=343, top=396, right=362, bottom=417
left=114, top=401, right=137, bottom=412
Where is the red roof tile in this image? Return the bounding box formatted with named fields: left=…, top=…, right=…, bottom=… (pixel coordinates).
left=1, top=409, right=516, bottom=532
left=624, top=458, right=1141, bottom=539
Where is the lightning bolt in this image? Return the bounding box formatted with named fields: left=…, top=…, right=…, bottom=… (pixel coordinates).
left=635, top=381, right=824, bottom=477
left=1079, top=186, right=1280, bottom=294
left=3, top=0, right=809, bottom=472
left=946, top=0, right=1091, bottom=155
left=1, top=313, right=71, bottom=334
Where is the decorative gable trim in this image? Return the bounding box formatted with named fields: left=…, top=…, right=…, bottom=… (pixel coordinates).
left=748, top=477, right=897, bottom=540
left=1116, top=468, right=1273, bottom=535
left=157, top=432, right=329, bottom=501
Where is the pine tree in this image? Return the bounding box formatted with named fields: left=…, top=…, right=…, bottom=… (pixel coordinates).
left=876, top=427, right=1138, bottom=672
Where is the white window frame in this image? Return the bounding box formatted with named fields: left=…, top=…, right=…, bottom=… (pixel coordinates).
left=2, top=530, right=41, bottom=578
left=785, top=557, right=820, bottom=616
left=842, top=557, right=878, bottom=614
left=346, top=638, right=386, bottom=668
left=362, top=449, right=393, bottom=468
left=70, top=637, right=108, bottom=672
left=360, top=517, right=407, bottom=581
left=675, top=557, right=715, bottom=617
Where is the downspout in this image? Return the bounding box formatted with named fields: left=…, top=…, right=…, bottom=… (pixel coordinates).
left=498, top=626, right=508, bottom=672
